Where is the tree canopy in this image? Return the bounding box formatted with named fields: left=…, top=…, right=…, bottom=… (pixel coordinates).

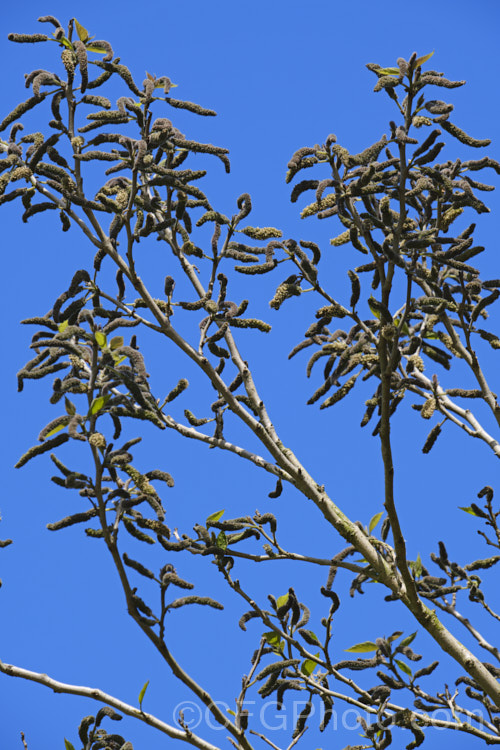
left=1, top=12, right=500, bottom=750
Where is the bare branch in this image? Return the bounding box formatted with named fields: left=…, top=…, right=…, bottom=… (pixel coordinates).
left=0, top=659, right=223, bottom=750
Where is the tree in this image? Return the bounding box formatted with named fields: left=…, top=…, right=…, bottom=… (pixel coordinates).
left=1, top=13, right=500, bottom=750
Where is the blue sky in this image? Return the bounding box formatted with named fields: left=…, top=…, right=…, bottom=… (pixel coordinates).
left=1, top=1, right=500, bottom=749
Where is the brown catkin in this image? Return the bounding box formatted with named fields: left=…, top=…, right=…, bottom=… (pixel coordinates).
left=421, top=398, right=436, bottom=419
left=422, top=424, right=442, bottom=454
left=89, top=432, right=106, bottom=449
left=61, top=50, right=76, bottom=81
left=8, top=33, right=49, bottom=43
left=73, top=40, right=88, bottom=93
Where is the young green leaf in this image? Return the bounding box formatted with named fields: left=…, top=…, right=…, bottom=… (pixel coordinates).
left=301, top=653, right=320, bottom=676
left=95, top=331, right=107, bottom=349
left=58, top=37, right=74, bottom=50
left=368, top=511, right=384, bottom=534
left=64, top=397, right=76, bottom=416
left=206, top=509, right=225, bottom=525
left=367, top=299, right=381, bottom=319
left=263, top=631, right=284, bottom=653
left=109, top=335, right=124, bottom=350
left=345, top=641, right=377, bottom=653
left=377, top=67, right=400, bottom=76
left=459, top=506, right=478, bottom=516
left=276, top=593, right=289, bottom=609
left=415, top=50, right=434, bottom=68
left=64, top=740, right=76, bottom=750
left=58, top=319, right=69, bottom=333
left=412, top=554, right=423, bottom=578
left=74, top=19, right=90, bottom=44
left=138, top=679, right=150, bottom=710
left=388, top=631, right=404, bottom=642
left=216, top=530, right=228, bottom=550
left=86, top=44, right=108, bottom=54
left=263, top=631, right=280, bottom=646
left=89, top=394, right=111, bottom=416
left=45, top=422, right=67, bottom=438
left=393, top=317, right=410, bottom=335
left=395, top=659, right=413, bottom=677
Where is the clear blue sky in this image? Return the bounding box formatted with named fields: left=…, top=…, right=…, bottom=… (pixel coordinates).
left=1, top=1, right=500, bottom=749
